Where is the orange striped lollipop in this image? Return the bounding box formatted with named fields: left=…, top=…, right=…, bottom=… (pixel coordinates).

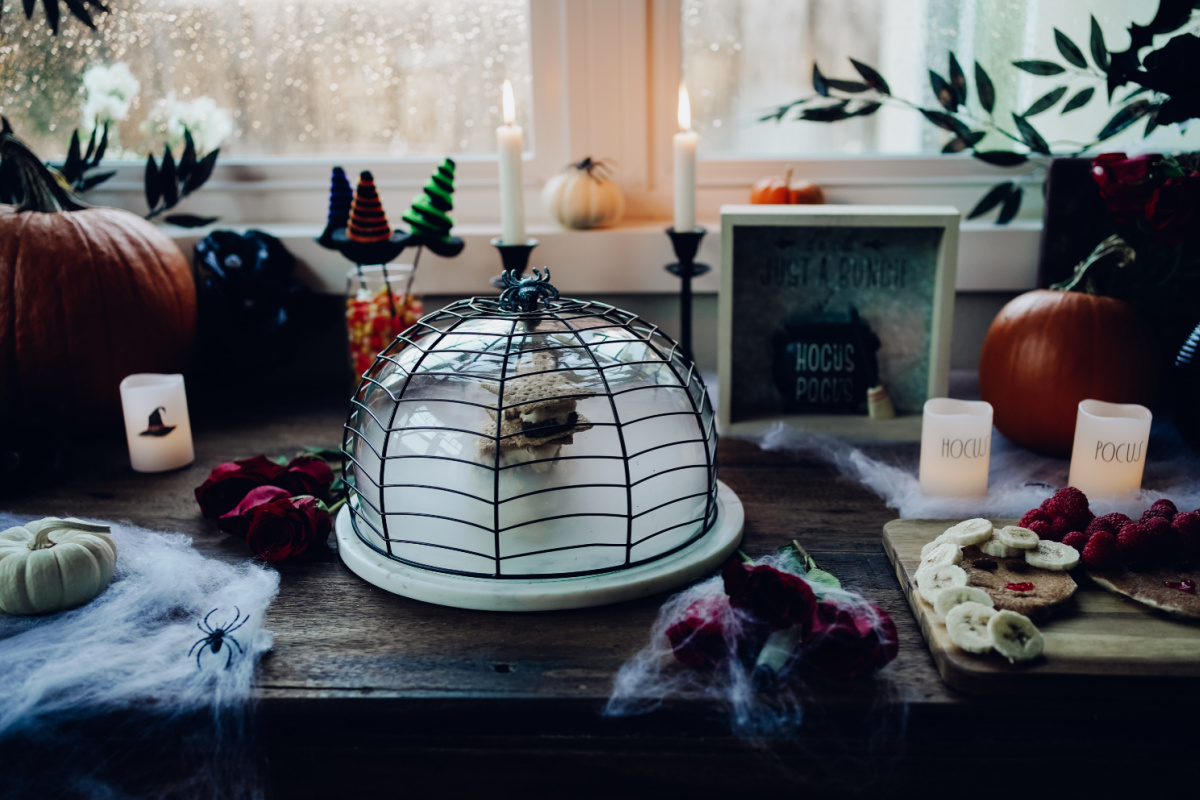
left=348, top=171, right=392, bottom=242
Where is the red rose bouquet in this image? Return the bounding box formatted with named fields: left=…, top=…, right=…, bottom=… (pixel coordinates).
left=194, top=448, right=344, bottom=564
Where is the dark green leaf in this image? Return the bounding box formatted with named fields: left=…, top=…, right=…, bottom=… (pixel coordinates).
left=1090, top=15, right=1109, bottom=70
left=179, top=129, right=196, bottom=183
left=942, top=130, right=986, bottom=153
left=163, top=213, right=219, bottom=227
left=849, top=58, right=890, bottom=94
left=920, top=108, right=972, bottom=137
left=64, top=129, right=82, bottom=180
left=968, top=182, right=1014, bottom=219
left=1012, top=60, right=1065, bottom=76
left=930, top=70, right=957, bottom=111
left=144, top=153, right=160, bottom=209
left=1120, top=86, right=1150, bottom=102
left=1054, top=28, right=1087, bottom=68
left=849, top=101, right=882, bottom=117
left=22, top=0, right=36, bottom=19
left=184, top=149, right=219, bottom=194
left=304, top=446, right=346, bottom=461
left=93, top=123, right=108, bottom=163
left=78, top=170, right=116, bottom=191
left=1012, top=114, right=1051, bottom=154
left=1024, top=86, right=1067, bottom=117
left=824, top=77, right=870, bottom=93
left=799, top=101, right=851, bottom=122
left=1098, top=100, right=1152, bottom=141
left=1143, top=104, right=1162, bottom=138
left=160, top=145, right=178, bottom=208
left=812, top=63, right=830, bottom=97
left=973, top=150, right=1028, bottom=167
left=997, top=186, right=1023, bottom=224
left=948, top=52, right=967, bottom=107
left=61, top=0, right=99, bottom=29
left=42, top=0, right=60, bottom=34
left=1062, top=87, right=1095, bottom=114
left=975, top=62, right=995, bottom=114
left=83, top=124, right=96, bottom=161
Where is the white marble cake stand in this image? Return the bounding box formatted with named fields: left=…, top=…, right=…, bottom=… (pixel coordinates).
left=335, top=480, right=744, bottom=611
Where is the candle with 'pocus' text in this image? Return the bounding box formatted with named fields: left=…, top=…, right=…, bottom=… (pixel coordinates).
left=1067, top=399, right=1151, bottom=496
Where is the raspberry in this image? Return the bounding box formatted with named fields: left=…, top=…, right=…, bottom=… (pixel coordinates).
left=1027, top=520, right=1053, bottom=540
left=1082, top=531, right=1118, bottom=569
left=1085, top=517, right=1118, bottom=537
left=1099, top=512, right=1132, bottom=528
left=1062, top=531, right=1089, bottom=552
left=1048, top=516, right=1072, bottom=541
left=1144, top=516, right=1179, bottom=561
left=1174, top=511, right=1200, bottom=558
left=1118, top=523, right=1154, bottom=565
left=1020, top=508, right=1050, bottom=528
left=1141, top=500, right=1177, bottom=522
left=1045, top=487, right=1091, bottom=525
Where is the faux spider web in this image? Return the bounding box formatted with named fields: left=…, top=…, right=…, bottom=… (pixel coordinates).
left=0, top=514, right=278, bottom=799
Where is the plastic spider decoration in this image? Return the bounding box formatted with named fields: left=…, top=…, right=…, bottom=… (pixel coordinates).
left=498, top=268, right=559, bottom=312
left=190, top=607, right=249, bottom=669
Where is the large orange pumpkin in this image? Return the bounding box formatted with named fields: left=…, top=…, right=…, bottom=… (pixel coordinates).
left=979, top=289, right=1158, bottom=456
left=0, top=205, right=196, bottom=426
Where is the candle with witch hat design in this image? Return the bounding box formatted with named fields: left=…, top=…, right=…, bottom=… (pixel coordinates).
left=120, top=374, right=194, bottom=472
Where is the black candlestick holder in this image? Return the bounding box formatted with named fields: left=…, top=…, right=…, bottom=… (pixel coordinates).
left=665, top=226, right=710, bottom=362
left=490, top=238, right=539, bottom=289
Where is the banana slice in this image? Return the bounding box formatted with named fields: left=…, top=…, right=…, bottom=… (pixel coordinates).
left=933, top=585, right=994, bottom=621
left=980, top=538, right=1023, bottom=558
left=995, top=525, right=1040, bottom=550
left=1024, top=540, right=1080, bottom=571
left=941, top=518, right=994, bottom=547
left=988, top=609, right=1044, bottom=663
left=917, top=541, right=962, bottom=575
left=920, top=533, right=953, bottom=559
left=916, top=563, right=968, bottom=605
left=945, top=601, right=997, bottom=654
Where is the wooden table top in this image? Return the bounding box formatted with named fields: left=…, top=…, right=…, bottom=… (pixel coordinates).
left=6, top=399, right=1197, bottom=797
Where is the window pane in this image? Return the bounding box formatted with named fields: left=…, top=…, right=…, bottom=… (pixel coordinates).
left=1, top=0, right=532, bottom=159
left=683, top=0, right=1200, bottom=155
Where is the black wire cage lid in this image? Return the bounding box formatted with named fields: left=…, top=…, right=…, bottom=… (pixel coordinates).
left=341, top=270, right=719, bottom=580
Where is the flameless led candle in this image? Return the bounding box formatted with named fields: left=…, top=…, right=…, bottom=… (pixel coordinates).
left=919, top=398, right=993, bottom=496
left=120, top=374, right=195, bottom=473
left=673, top=83, right=698, bottom=233
left=496, top=79, right=526, bottom=245
left=1067, top=399, right=1152, bottom=496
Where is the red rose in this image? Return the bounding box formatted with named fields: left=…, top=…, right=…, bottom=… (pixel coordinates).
left=217, top=484, right=291, bottom=537
left=666, top=596, right=735, bottom=668
left=805, top=600, right=899, bottom=679
left=245, top=495, right=332, bottom=564
left=722, top=561, right=817, bottom=634
left=194, top=455, right=289, bottom=518
left=280, top=455, right=335, bottom=498
left=1091, top=152, right=1158, bottom=223
left=1145, top=172, right=1200, bottom=244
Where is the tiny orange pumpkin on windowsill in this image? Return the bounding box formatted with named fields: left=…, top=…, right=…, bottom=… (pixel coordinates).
left=750, top=166, right=825, bottom=205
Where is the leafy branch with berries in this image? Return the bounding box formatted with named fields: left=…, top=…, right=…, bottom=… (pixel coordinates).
left=761, top=0, right=1200, bottom=223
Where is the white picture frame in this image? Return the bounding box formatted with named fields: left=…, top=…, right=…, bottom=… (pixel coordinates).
left=717, top=205, right=960, bottom=440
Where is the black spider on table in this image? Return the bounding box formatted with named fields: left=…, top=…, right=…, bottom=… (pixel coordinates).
left=190, top=607, right=249, bottom=669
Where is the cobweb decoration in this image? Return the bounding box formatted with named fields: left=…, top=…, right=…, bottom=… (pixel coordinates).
left=605, top=553, right=905, bottom=746
left=0, top=514, right=278, bottom=800
left=756, top=419, right=1200, bottom=519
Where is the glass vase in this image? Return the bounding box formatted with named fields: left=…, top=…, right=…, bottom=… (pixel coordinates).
left=345, top=264, right=424, bottom=376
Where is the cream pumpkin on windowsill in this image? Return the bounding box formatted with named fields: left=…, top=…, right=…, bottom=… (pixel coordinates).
left=0, top=518, right=118, bottom=615
left=542, top=157, right=626, bottom=229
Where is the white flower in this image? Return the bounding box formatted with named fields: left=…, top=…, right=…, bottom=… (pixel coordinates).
left=80, top=62, right=140, bottom=125
left=143, top=92, right=234, bottom=155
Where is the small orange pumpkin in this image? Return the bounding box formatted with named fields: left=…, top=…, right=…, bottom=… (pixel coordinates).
left=750, top=166, right=825, bottom=205
left=978, top=289, right=1159, bottom=456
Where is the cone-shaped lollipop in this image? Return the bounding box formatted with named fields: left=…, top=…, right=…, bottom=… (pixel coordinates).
left=402, top=158, right=465, bottom=258
left=316, top=166, right=353, bottom=249
left=348, top=171, right=392, bottom=242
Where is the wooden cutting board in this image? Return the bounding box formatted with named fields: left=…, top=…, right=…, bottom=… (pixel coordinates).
left=883, top=518, right=1200, bottom=695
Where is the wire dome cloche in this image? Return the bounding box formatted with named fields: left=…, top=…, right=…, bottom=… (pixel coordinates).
left=336, top=269, right=744, bottom=611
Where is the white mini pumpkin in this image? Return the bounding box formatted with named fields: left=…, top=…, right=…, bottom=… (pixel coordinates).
left=542, top=157, right=625, bottom=229
left=0, top=518, right=117, bottom=615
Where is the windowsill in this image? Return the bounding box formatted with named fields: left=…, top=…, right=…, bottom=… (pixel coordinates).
left=168, top=217, right=1041, bottom=296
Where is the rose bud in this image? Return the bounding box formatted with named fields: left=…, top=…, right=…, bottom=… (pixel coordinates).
left=217, top=484, right=291, bottom=538
left=281, top=455, right=336, bottom=498
left=722, top=560, right=817, bottom=634
left=194, top=455, right=289, bottom=518
left=805, top=600, right=899, bottom=679
left=245, top=495, right=333, bottom=564
left=666, top=595, right=735, bottom=669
